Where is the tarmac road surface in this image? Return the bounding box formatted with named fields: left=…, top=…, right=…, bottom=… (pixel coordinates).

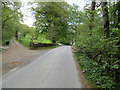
left=2, top=46, right=83, bottom=88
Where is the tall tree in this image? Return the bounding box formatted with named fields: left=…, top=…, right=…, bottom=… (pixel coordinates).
left=33, top=2, right=70, bottom=43
left=2, top=0, right=22, bottom=43
left=89, top=0, right=96, bottom=35
left=68, top=4, right=82, bottom=44
left=2, top=1, right=22, bottom=28
left=109, top=1, right=120, bottom=29
left=101, top=0, right=110, bottom=38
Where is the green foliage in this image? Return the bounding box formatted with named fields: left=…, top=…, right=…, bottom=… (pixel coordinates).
left=75, top=2, right=120, bottom=88
left=18, top=24, right=31, bottom=38
left=2, top=0, right=22, bottom=45
left=75, top=53, right=116, bottom=88
left=18, top=34, right=52, bottom=47
left=17, top=39, right=30, bottom=47
left=109, top=2, right=120, bottom=29
left=33, top=2, right=72, bottom=43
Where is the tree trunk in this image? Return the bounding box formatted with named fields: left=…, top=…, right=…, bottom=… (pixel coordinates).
left=15, top=30, right=18, bottom=40
left=89, top=0, right=96, bottom=35
left=52, top=39, right=56, bottom=44
left=101, top=1, right=110, bottom=38
left=91, top=0, right=96, bottom=11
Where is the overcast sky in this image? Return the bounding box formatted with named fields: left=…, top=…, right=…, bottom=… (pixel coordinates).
left=20, top=0, right=86, bottom=27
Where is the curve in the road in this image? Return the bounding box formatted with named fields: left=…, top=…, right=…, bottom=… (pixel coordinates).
left=3, top=46, right=83, bottom=88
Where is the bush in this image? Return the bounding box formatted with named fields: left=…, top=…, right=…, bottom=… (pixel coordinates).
left=75, top=53, right=117, bottom=88
left=75, top=18, right=120, bottom=88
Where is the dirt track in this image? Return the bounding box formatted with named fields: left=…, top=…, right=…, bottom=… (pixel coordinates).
left=2, top=40, right=52, bottom=75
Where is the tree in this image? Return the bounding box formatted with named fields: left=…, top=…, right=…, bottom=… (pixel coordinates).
left=33, top=2, right=70, bottom=43
left=101, top=0, right=110, bottom=38
left=2, top=0, right=22, bottom=44
left=109, top=1, right=120, bottom=84
left=75, top=0, right=120, bottom=88
left=21, top=24, right=30, bottom=37
left=110, top=1, right=120, bottom=29
left=89, top=0, right=96, bottom=35
left=68, top=4, right=82, bottom=44
left=2, top=1, right=22, bottom=29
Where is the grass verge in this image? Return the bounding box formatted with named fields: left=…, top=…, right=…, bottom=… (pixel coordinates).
left=16, top=39, right=59, bottom=49
left=17, top=36, right=52, bottom=47
left=17, top=40, right=30, bottom=47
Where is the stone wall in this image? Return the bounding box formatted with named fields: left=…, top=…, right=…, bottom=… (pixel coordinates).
left=30, top=42, right=58, bottom=47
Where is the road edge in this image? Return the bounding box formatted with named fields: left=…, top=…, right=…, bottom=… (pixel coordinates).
left=71, top=47, right=91, bottom=88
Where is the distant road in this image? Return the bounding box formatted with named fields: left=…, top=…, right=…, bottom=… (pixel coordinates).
left=3, top=46, right=82, bottom=88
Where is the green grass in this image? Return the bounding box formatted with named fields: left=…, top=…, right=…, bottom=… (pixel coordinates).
left=24, top=35, right=52, bottom=43
left=17, top=35, right=52, bottom=47
left=17, top=40, right=30, bottom=47
left=33, top=38, right=51, bottom=43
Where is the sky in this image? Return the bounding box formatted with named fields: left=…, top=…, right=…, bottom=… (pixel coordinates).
left=20, top=0, right=86, bottom=27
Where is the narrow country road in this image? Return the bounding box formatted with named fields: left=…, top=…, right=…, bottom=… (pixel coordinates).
left=2, top=46, right=83, bottom=88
